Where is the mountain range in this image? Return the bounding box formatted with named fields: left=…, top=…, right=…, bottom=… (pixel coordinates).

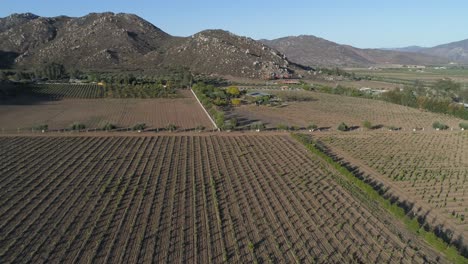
left=0, top=12, right=302, bottom=79
left=1, top=12, right=468, bottom=79
left=392, top=39, right=468, bottom=63
left=260, top=36, right=454, bottom=67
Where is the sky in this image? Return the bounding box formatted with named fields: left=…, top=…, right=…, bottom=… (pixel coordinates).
left=1, top=0, right=468, bottom=49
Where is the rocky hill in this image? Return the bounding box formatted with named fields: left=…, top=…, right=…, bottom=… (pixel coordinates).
left=0, top=12, right=305, bottom=79
left=261, top=35, right=448, bottom=67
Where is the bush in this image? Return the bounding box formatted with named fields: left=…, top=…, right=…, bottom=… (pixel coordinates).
left=166, top=123, right=177, bottom=132
left=231, top=98, right=241, bottom=106
left=250, top=122, right=265, bottom=131
left=459, top=122, right=468, bottom=130
left=102, top=122, right=116, bottom=130
left=387, top=125, right=401, bottom=131
left=307, top=122, right=318, bottom=130
left=337, top=122, right=349, bottom=132
left=228, top=118, right=238, bottom=129
left=70, top=122, right=85, bottom=130
left=277, top=124, right=289, bottom=131
left=214, top=112, right=225, bottom=128
left=132, top=123, right=146, bottom=131
left=33, top=124, right=48, bottom=131
left=363, top=120, right=372, bottom=129
left=432, top=121, right=449, bottom=130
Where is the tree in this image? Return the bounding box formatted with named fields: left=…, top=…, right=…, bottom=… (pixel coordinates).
left=433, top=79, right=461, bottom=98
left=102, top=122, right=116, bottom=131
left=226, top=86, right=240, bottom=97
left=0, top=71, right=7, bottom=82
left=166, top=123, right=177, bottom=132
left=459, top=122, right=468, bottom=130
left=132, top=123, right=146, bottom=131
left=337, top=122, right=349, bottom=132
left=215, top=112, right=225, bottom=129
left=307, top=122, right=318, bottom=130
left=37, top=63, right=67, bottom=80
left=250, top=122, right=265, bottom=131
left=363, top=120, right=372, bottom=129
left=432, top=121, right=449, bottom=130
left=231, top=98, right=241, bottom=106
left=70, top=122, right=86, bottom=130
left=401, top=88, right=417, bottom=107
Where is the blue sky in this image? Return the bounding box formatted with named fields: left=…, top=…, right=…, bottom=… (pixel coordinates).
left=1, top=0, right=467, bottom=48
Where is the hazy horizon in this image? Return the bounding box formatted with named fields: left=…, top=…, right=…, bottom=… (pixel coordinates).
left=2, top=0, right=468, bottom=49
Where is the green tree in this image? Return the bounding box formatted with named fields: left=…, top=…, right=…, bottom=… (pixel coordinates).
left=337, top=122, right=349, bottom=132
left=363, top=120, right=372, bottom=129
left=226, top=86, right=240, bottom=97
left=37, top=63, right=67, bottom=80
left=307, top=122, right=318, bottom=130
left=401, top=88, right=417, bottom=107
left=0, top=71, right=7, bottom=82
left=433, top=79, right=461, bottom=97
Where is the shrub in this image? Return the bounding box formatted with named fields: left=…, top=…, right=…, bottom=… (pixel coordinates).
left=166, top=123, right=177, bottom=131
left=363, top=120, right=372, bottom=129
left=226, top=86, right=240, bottom=97
left=250, top=122, right=265, bottom=131
left=277, top=124, right=289, bottom=131
left=337, top=122, right=349, bottom=132
left=307, top=122, right=318, bottom=130
left=132, top=123, right=146, bottom=131
left=102, top=122, right=116, bottom=131
left=387, top=125, right=401, bottom=131
left=228, top=118, right=238, bottom=129
left=459, top=122, right=468, bottom=130
left=34, top=124, right=48, bottom=131
left=432, top=121, right=449, bottom=130
left=215, top=112, right=225, bottom=128
left=70, top=122, right=86, bottom=130
left=231, top=98, right=241, bottom=106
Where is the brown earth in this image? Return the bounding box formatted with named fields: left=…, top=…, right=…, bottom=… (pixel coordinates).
left=0, top=134, right=448, bottom=263
left=230, top=90, right=464, bottom=130
left=0, top=90, right=214, bottom=131
left=314, top=131, right=468, bottom=250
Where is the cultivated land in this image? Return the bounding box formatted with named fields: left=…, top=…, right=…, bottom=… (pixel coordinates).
left=0, top=89, right=214, bottom=131
left=231, top=90, right=464, bottom=130
left=0, top=134, right=448, bottom=263
left=348, top=67, right=468, bottom=85
left=314, top=131, right=468, bottom=249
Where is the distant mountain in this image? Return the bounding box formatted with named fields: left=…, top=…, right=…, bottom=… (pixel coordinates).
left=383, top=46, right=427, bottom=53
left=422, top=39, right=468, bottom=63
left=387, top=39, right=468, bottom=63
left=261, top=36, right=448, bottom=67
left=0, top=13, right=305, bottom=79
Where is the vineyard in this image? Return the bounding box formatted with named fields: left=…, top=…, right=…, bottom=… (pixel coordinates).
left=30, top=84, right=105, bottom=99
left=231, top=90, right=464, bottom=130
left=0, top=134, right=448, bottom=263
left=0, top=90, right=213, bottom=131
left=315, top=131, right=468, bottom=247
left=0, top=83, right=177, bottom=99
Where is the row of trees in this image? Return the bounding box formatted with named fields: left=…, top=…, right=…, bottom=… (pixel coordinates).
left=192, top=83, right=240, bottom=130
left=381, top=79, right=468, bottom=120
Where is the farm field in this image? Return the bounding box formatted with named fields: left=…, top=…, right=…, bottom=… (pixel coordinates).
left=0, top=90, right=214, bottom=131
left=315, top=131, right=468, bottom=246
left=0, top=134, right=447, bottom=263
left=347, top=67, right=468, bottom=84
left=231, top=90, right=464, bottom=130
